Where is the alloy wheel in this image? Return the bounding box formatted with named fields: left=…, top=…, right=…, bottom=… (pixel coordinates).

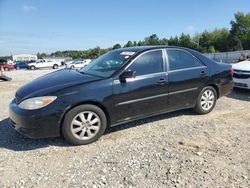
left=200, top=89, right=215, bottom=111
left=70, top=111, right=101, bottom=140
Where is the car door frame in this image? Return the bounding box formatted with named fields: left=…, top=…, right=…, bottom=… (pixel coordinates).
left=111, top=48, right=170, bottom=123
left=164, top=48, right=209, bottom=109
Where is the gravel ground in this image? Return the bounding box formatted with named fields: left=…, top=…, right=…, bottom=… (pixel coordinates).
left=0, top=69, right=250, bottom=187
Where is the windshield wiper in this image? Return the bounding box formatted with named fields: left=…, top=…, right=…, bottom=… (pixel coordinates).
left=77, top=70, right=104, bottom=78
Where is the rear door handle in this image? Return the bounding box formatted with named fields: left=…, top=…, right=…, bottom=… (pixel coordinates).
left=158, top=78, right=167, bottom=85
left=200, top=70, right=206, bottom=77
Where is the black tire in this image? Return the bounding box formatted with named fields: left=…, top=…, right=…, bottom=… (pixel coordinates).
left=53, top=64, right=59, bottom=69
left=70, top=65, right=75, bottom=69
left=194, top=86, right=217, bottom=114
left=30, top=66, right=36, bottom=70
left=62, top=104, right=107, bottom=145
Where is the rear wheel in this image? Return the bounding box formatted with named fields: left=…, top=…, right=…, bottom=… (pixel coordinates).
left=70, top=65, right=75, bottom=69
left=62, top=104, right=107, bottom=145
left=194, top=86, right=217, bottom=114
left=4, top=68, right=9, bottom=71
left=53, top=64, right=59, bottom=69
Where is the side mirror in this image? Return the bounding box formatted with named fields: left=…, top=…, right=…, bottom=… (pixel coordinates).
left=119, top=70, right=136, bottom=82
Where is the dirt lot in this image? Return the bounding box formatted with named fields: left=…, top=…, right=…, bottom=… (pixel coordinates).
left=0, top=69, right=250, bottom=187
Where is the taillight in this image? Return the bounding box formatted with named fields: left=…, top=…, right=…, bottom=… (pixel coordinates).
left=230, top=67, right=234, bottom=77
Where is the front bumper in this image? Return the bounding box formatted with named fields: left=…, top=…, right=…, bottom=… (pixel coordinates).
left=233, top=78, right=250, bottom=89
left=9, top=99, right=62, bottom=138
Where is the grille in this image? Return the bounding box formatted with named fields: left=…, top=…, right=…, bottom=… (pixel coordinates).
left=10, top=119, right=16, bottom=128
left=234, top=69, right=250, bottom=73
left=234, top=82, right=248, bottom=88
left=233, top=69, right=250, bottom=79
left=233, top=74, right=250, bottom=79
left=15, top=93, right=22, bottom=104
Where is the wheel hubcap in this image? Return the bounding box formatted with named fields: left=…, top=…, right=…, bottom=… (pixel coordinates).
left=71, top=111, right=101, bottom=140
left=200, top=90, right=215, bottom=111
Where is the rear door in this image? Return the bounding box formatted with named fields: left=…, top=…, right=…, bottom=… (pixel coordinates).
left=45, top=60, right=53, bottom=68
left=166, top=49, right=209, bottom=109
left=112, top=49, right=169, bottom=122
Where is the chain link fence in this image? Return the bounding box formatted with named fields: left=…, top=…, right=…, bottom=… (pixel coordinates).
left=204, top=50, right=250, bottom=64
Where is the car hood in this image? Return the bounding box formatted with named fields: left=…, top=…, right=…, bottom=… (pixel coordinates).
left=233, top=61, right=250, bottom=71
left=16, top=69, right=102, bottom=99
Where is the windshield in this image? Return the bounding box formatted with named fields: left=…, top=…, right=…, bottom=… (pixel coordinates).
left=79, top=50, right=135, bottom=78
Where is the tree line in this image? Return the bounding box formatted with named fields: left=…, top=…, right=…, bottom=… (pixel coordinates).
left=5, top=12, right=250, bottom=60
left=121, top=12, right=250, bottom=54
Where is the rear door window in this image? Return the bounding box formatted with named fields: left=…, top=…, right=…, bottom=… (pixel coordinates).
left=167, top=49, right=203, bottom=71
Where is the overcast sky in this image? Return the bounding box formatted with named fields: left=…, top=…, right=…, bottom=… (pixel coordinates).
left=0, top=0, right=249, bottom=56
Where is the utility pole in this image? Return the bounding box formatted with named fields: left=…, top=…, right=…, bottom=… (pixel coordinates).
left=197, top=35, right=200, bottom=49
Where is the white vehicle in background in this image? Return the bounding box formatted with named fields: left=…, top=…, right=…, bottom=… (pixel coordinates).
left=28, top=59, right=61, bottom=70
left=64, top=60, right=75, bottom=66
left=66, top=59, right=92, bottom=69
left=232, top=59, right=250, bottom=89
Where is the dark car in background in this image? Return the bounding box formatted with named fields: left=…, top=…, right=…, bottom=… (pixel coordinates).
left=9, top=46, right=234, bottom=145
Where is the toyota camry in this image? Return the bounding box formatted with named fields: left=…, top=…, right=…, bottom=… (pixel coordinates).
left=9, top=46, right=234, bottom=145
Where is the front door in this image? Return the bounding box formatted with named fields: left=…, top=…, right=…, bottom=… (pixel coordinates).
left=112, top=49, right=169, bottom=123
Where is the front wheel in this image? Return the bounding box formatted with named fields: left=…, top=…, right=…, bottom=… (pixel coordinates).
left=30, top=66, right=36, bottom=70
left=62, top=104, right=107, bottom=145
left=194, top=86, right=217, bottom=114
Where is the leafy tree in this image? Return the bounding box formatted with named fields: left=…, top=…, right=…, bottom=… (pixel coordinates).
left=0, top=56, right=11, bottom=61
left=112, top=43, right=121, bottom=50
left=100, top=48, right=112, bottom=56
left=89, top=47, right=101, bottom=59
left=212, top=28, right=230, bottom=52
left=168, top=36, right=179, bottom=46
left=144, top=34, right=159, bottom=45
left=230, top=12, right=250, bottom=49
left=207, top=46, right=216, bottom=53
left=124, top=41, right=134, bottom=47
left=37, top=53, right=47, bottom=59
left=199, top=31, right=213, bottom=53
left=137, top=40, right=144, bottom=46
left=159, top=38, right=168, bottom=45
left=179, top=33, right=194, bottom=48
left=228, top=35, right=243, bottom=51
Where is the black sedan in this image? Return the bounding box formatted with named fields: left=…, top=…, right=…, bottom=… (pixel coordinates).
left=9, top=46, right=234, bottom=145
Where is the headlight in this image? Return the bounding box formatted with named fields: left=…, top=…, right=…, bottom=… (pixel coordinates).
left=18, top=96, right=57, bottom=110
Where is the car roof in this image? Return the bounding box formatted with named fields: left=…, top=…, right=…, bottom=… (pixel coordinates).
left=114, top=45, right=194, bottom=54
left=115, top=45, right=216, bottom=67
